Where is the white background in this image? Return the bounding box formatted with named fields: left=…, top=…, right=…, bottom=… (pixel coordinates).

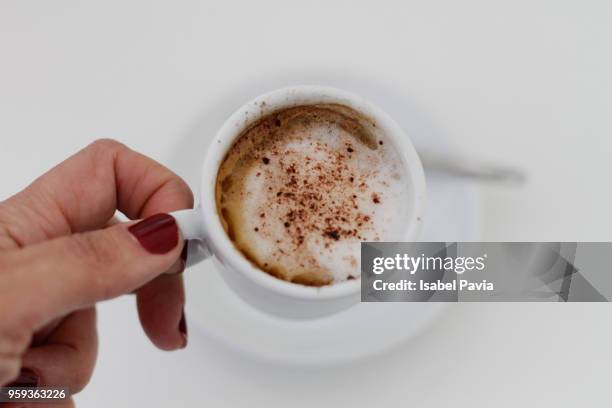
left=1, top=0, right=611, bottom=406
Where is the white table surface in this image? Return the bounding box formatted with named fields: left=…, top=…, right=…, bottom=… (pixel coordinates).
left=1, top=1, right=611, bottom=406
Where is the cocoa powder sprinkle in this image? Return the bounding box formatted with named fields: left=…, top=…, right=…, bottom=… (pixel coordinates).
left=216, top=105, right=388, bottom=286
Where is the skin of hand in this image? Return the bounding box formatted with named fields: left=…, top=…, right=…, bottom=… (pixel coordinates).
left=0, top=139, right=194, bottom=407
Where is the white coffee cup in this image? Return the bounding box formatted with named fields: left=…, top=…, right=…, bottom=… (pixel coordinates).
left=170, top=86, right=426, bottom=318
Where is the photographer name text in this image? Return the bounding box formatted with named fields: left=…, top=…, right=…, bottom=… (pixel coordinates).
left=370, top=253, right=494, bottom=292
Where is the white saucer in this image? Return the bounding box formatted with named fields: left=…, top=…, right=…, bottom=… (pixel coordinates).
left=172, top=75, right=482, bottom=366
left=183, top=172, right=480, bottom=366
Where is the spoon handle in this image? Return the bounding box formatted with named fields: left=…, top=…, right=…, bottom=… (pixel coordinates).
left=418, top=149, right=526, bottom=185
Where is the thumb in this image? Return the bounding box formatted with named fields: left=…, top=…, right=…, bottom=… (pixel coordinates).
left=1, top=213, right=184, bottom=332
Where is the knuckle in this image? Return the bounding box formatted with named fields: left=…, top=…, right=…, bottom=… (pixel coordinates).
left=0, top=222, right=26, bottom=249
left=87, top=138, right=128, bottom=167
left=0, top=204, right=28, bottom=249
left=86, top=139, right=128, bottom=184
left=88, top=138, right=125, bottom=154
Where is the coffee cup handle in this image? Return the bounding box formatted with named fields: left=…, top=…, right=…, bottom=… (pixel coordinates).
left=170, top=208, right=211, bottom=268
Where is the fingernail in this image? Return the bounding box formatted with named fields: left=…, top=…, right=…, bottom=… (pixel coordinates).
left=8, top=369, right=39, bottom=387
left=179, top=308, right=188, bottom=348
left=128, top=214, right=178, bottom=254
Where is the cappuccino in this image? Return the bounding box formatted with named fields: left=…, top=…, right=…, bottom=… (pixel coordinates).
left=215, top=104, right=411, bottom=286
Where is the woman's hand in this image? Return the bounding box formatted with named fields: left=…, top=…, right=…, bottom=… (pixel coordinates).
left=0, top=139, right=193, bottom=407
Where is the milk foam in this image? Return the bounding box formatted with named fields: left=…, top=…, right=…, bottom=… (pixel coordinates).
left=216, top=105, right=411, bottom=286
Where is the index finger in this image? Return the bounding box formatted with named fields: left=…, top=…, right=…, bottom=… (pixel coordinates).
left=0, top=139, right=193, bottom=247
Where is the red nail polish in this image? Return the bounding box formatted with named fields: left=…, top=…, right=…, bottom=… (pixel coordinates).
left=8, top=369, right=39, bottom=388
left=128, top=214, right=178, bottom=254
left=179, top=308, right=188, bottom=348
